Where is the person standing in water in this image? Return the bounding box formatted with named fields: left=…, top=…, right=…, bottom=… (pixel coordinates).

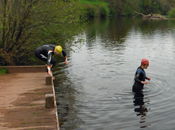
left=35, top=44, right=68, bottom=79
left=132, top=58, right=151, bottom=93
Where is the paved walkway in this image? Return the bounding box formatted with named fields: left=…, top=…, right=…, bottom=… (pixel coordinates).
left=0, top=72, right=58, bottom=130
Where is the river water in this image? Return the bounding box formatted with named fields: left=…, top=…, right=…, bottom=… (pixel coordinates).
left=53, top=17, right=175, bottom=130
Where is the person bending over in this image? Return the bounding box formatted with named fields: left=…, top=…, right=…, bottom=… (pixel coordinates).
left=35, top=44, right=68, bottom=79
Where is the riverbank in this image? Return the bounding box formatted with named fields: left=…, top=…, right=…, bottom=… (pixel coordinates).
left=0, top=66, right=59, bottom=130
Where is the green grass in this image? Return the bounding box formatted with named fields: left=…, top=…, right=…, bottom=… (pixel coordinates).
left=78, top=0, right=109, bottom=6
left=0, top=67, right=8, bottom=75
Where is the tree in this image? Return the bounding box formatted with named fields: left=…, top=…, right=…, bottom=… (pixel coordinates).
left=0, top=0, right=86, bottom=65
left=142, top=0, right=152, bottom=14
left=168, top=8, right=175, bottom=18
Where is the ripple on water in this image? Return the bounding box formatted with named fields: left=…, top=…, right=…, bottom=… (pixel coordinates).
left=54, top=19, right=175, bottom=129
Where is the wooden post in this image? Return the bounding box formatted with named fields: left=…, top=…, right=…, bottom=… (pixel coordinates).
left=46, top=75, right=52, bottom=85
left=45, top=94, right=55, bottom=109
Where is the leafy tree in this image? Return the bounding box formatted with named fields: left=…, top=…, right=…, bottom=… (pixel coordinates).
left=151, top=0, right=160, bottom=13
left=168, top=8, right=175, bottom=18
left=0, top=0, right=86, bottom=65
left=169, top=0, right=175, bottom=7
left=158, top=0, right=171, bottom=14
left=142, top=0, right=152, bottom=14
left=104, top=0, right=175, bottom=16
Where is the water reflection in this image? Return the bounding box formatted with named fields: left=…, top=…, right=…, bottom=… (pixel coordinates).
left=53, top=62, right=85, bottom=129
left=86, top=17, right=132, bottom=47
left=133, top=91, right=150, bottom=128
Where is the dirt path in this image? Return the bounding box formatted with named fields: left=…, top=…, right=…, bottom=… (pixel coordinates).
left=0, top=72, right=58, bottom=130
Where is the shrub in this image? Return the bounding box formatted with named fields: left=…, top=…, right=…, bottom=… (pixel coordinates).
left=168, top=8, right=175, bottom=18
left=0, top=67, right=8, bottom=75
left=78, top=0, right=110, bottom=17
left=109, top=8, right=118, bottom=17
left=85, top=5, right=95, bottom=18
left=100, top=5, right=110, bottom=17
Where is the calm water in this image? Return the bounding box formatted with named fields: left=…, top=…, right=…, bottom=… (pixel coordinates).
left=53, top=17, right=175, bottom=130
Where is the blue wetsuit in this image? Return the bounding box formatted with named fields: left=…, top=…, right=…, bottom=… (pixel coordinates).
left=132, top=66, right=148, bottom=92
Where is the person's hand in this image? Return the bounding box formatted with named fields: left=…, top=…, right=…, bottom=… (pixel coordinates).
left=48, top=69, right=52, bottom=76
left=147, top=77, right=151, bottom=80
left=141, top=81, right=148, bottom=84
left=48, top=69, right=55, bottom=80
left=65, top=60, right=68, bottom=65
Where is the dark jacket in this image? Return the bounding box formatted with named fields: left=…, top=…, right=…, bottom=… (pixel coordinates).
left=132, top=66, right=148, bottom=92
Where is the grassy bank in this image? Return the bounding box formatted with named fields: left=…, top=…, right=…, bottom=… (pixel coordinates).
left=78, top=0, right=108, bottom=6
left=78, top=0, right=110, bottom=17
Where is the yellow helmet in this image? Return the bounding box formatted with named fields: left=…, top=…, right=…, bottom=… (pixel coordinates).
left=55, top=45, right=62, bottom=54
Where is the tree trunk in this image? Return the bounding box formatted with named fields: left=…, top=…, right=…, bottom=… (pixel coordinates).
left=2, top=0, right=7, bottom=48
